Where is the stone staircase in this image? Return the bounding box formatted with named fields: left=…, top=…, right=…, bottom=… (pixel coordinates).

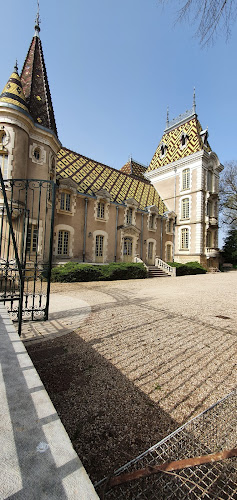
left=148, top=266, right=170, bottom=278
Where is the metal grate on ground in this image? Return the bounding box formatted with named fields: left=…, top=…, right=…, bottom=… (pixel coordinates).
left=95, top=390, right=237, bottom=499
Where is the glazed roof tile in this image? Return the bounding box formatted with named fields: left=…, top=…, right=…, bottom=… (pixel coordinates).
left=57, top=148, right=166, bottom=213
left=0, top=70, right=29, bottom=113
left=148, top=115, right=211, bottom=172
left=21, top=35, right=58, bottom=136
left=120, top=158, right=150, bottom=183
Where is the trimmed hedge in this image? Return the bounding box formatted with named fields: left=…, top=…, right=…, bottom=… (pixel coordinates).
left=51, top=262, right=148, bottom=282
left=167, top=261, right=207, bottom=276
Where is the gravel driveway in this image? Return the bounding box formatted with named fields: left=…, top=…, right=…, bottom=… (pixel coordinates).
left=26, top=272, right=237, bottom=484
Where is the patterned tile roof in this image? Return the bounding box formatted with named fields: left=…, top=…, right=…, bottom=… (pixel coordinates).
left=57, top=148, right=167, bottom=213
left=148, top=114, right=211, bottom=172
left=120, top=158, right=150, bottom=183
left=0, top=70, right=29, bottom=113
left=21, top=34, right=58, bottom=136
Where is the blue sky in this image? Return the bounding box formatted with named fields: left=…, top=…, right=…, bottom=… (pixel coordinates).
left=1, top=0, right=236, bottom=244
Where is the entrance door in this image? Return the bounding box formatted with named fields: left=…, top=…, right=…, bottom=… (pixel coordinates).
left=123, top=237, right=133, bottom=262
left=147, top=241, right=154, bottom=265
left=95, top=235, right=104, bottom=262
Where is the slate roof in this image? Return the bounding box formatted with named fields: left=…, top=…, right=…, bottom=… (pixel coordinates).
left=148, top=113, right=211, bottom=172
left=57, top=148, right=167, bottom=213
left=21, top=33, right=58, bottom=136
left=0, top=70, right=29, bottom=114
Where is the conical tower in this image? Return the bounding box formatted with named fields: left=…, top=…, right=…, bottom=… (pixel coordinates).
left=0, top=63, right=29, bottom=115
left=21, top=14, right=58, bottom=137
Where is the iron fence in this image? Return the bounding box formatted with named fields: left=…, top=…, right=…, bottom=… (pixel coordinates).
left=95, top=390, right=237, bottom=499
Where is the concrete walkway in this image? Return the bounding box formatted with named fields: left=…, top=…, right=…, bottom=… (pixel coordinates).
left=21, top=295, right=91, bottom=343
left=0, top=303, right=98, bottom=499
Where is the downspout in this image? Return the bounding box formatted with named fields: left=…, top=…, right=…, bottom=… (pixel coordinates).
left=114, top=205, right=119, bottom=262
left=83, top=198, right=88, bottom=262
left=160, top=216, right=163, bottom=260
left=173, top=166, right=177, bottom=261
left=140, top=213, right=144, bottom=260
left=173, top=216, right=177, bottom=262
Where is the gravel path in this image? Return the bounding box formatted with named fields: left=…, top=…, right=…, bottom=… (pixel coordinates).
left=26, top=272, right=237, bottom=485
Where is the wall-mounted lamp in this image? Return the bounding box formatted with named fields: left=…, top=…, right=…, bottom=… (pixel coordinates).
left=88, top=232, right=92, bottom=237
left=144, top=239, right=147, bottom=244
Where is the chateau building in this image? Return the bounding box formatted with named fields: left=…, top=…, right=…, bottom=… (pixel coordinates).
left=0, top=19, right=223, bottom=270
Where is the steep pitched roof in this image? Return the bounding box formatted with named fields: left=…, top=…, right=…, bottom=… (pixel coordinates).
left=148, top=111, right=211, bottom=172
left=57, top=147, right=166, bottom=213
left=120, top=158, right=150, bottom=183
left=21, top=33, right=58, bottom=136
left=0, top=68, right=29, bottom=114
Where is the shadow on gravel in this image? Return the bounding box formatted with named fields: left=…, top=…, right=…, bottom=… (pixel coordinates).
left=26, top=331, right=178, bottom=484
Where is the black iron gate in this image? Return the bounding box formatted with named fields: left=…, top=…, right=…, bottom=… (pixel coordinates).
left=0, top=173, right=55, bottom=335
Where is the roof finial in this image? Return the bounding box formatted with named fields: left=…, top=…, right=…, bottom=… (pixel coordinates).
left=193, top=87, right=196, bottom=114
left=14, top=60, right=18, bottom=74
left=166, top=106, right=169, bottom=127
left=35, top=0, right=41, bottom=36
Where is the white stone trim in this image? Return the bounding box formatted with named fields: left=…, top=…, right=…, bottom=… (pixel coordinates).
left=29, top=142, right=46, bottom=165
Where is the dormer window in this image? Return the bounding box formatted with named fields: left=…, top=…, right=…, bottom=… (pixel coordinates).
left=160, top=142, right=167, bottom=158
left=97, top=201, right=105, bottom=219
left=149, top=214, right=156, bottom=230
left=60, top=192, right=71, bottom=211
left=126, top=207, right=133, bottom=225
left=200, top=129, right=208, bottom=146
left=180, top=132, right=188, bottom=148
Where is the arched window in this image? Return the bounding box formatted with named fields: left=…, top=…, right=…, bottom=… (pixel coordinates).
left=181, top=198, right=190, bottom=219
left=181, top=228, right=189, bottom=249
left=33, top=147, right=41, bottom=161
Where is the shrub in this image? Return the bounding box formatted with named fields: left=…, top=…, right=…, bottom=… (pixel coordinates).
left=51, top=262, right=147, bottom=282
left=167, top=261, right=207, bottom=276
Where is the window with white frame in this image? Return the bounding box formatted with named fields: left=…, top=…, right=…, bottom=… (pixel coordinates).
left=181, top=228, right=189, bottom=249
left=60, top=192, right=71, bottom=211
left=95, top=235, right=104, bottom=257
left=181, top=198, right=190, bottom=219
left=97, top=202, right=105, bottom=219
left=166, top=219, right=173, bottom=233
left=182, top=168, right=190, bottom=190
left=58, top=230, right=69, bottom=255
left=148, top=241, right=154, bottom=260
left=166, top=244, right=172, bottom=262
left=123, top=237, right=133, bottom=256
left=126, top=208, right=133, bottom=225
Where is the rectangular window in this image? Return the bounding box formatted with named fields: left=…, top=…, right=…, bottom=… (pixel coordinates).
left=181, top=228, right=189, bottom=249
left=123, top=237, right=133, bottom=256
left=58, top=230, right=69, bottom=255
left=126, top=208, right=133, bottom=225
left=181, top=198, right=190, bottom=219
left=95, top=235, right=104, bottom=257
left=166, top=244, right=172, bottom=261
left=148, top=241, right=153, bottom=259
left=0, top=153, right=8, bottom=179
left=60, top=192, right=71, bottom=211
left=97, top=202, right=105, bottom=219
left=182, top=169, right=190, bottom=190
left=26, top=225, right=38, bottom=253
left=207, top=171, right=212, bottom=191
left=206, top=231, right=212, bottom=248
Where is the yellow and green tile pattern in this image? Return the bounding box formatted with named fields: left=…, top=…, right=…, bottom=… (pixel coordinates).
left=57, top=148, right=166, bottom=213
left=148, top=117, right=211, bottom=171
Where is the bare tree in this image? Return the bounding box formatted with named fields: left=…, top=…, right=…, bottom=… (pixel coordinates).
left=160, top=1, right=237, bottom=46
left=220, top=162, right=237, bottom=227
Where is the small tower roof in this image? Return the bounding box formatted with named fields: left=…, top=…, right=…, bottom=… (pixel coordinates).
left=0, top=66, right=29, bottom=113
left=21, top=21, right=58, bottom=137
